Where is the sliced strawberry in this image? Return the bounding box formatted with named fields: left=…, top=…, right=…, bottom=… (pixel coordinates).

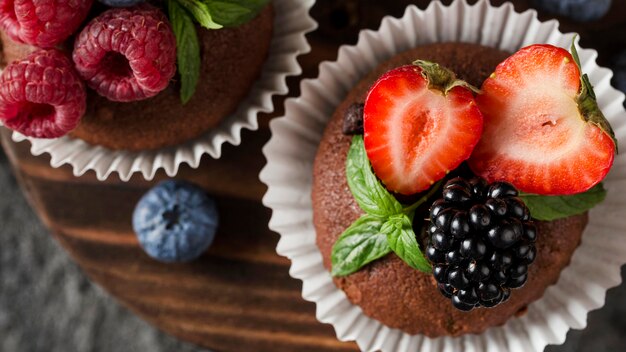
left=469, top=44, right=616, bottom=195
left=364, top=63, right=484, bottom=195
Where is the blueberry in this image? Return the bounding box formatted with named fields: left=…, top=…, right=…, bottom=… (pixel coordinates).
left=98, top=0, right=145, bottom=7
left=132, top=180, right=219, bottom=263
left=530, top=0, right=612, bottom=22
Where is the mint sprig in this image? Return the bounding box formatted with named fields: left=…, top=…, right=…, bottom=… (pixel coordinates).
left=382, top=214, right=432, bottom=273
left=519, top=183, right=607, bottom=221
left=166, top=0, right=270, bottom=103
left=168, top=0, right=201, bottom=104
left=205, top=0, right=270, bottom=27
left=346, top=135, right=403, bottom=217
left=175, top=0, right=223, bottom=29
left=331, top=216, right=392, bottom=277
left=331, top=136, right=434, bottom=276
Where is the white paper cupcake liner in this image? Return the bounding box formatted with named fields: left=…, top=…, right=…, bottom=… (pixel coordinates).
left=260, top=1, right=626, bottom=351
left=8, top=0, right=317, bottom=181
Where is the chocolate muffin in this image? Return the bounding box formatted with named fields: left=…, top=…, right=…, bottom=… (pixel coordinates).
left=312, top=42, right=588, bottom=337
left=0, top=5, right=273, bottom=151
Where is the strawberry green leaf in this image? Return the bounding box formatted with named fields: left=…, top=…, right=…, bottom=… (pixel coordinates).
left=382, top=214, right=431, bottom=273
left=203, top=0, right=270, bottom=27
left=519, top=183, right=607, bottom=221
left=570, top=40, right=618, bottom=153
left=168, top=0, right=201, bottom=104
left=346, top=136, right=403, bottom=218
left=175, top=0, right=223, bottom=29
left=331, top=215, right=392, bottom=277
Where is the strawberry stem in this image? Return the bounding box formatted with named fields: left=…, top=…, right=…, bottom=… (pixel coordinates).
left=569, top=39, right=618, bottom=153
left=413, top=60, right=480, bottom=95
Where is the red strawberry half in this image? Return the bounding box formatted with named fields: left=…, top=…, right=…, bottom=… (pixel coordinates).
left=364, top=62, right=484, bottom=195
left=469, top=44, right=616, bottom=195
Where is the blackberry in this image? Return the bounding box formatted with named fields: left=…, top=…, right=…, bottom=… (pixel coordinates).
left=427, top=177, right=536, bottom=311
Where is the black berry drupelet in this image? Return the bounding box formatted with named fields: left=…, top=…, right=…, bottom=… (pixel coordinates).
left=426, top=177, right=536, bottom=311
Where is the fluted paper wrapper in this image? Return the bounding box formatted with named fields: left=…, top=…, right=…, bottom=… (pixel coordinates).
left=260, top=1, right=626, bottom=351
left=10, top=0, right=317, bottom=181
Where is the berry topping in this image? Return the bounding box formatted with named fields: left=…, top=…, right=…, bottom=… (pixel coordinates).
left=72, top=5, right=177, bottom=102
left=342, top=102, right=365, bottom=135
left=363, top=61, right=483, bottom=195
left=470, top=44, right=616, bottom=195
left=0, top=0, right=93, bottom=47
left=426, top=177, right=536, bottom=310
left=530, top=0, right=612, bottom=22
left=132, top=180, right=219, bottom=263
left=0, top=49, right=86, bottom=138
left=98, top=0, right=144, bottom=7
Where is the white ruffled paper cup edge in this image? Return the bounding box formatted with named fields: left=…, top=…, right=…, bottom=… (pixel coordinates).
left=10, top=0, right=317, bottom=181
left=260, top=1, right=626, bottom=351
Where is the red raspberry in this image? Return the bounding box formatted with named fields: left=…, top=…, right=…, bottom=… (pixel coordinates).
left=0, top=49, right=86, bottom=138
left=72, top=5, right=177, bottom=102
left=0, top=0, right=93, bottom=47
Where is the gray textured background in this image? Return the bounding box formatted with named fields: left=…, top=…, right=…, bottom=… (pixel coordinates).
left=0, top=148, right=625, bottom=351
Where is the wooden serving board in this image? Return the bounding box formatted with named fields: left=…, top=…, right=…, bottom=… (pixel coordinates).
left=1, top=1, right=625, bottom=351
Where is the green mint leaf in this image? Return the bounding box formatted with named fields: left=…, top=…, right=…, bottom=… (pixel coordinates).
left=168, top=0, right=202, bottom=104
left=331, top=215, right=392, bottom=277
left=346, top=135, right=403, bottom=218
left=519, top=183, right=607, bottom=221
left=382, top=214, right=431, bottom=273
left=203, top=0, right=269, bottom=27
left=175, top=0, right=223, bottom=29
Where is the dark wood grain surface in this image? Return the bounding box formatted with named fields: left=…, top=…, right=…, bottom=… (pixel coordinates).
left=1, top=1, right=625, bottom=351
